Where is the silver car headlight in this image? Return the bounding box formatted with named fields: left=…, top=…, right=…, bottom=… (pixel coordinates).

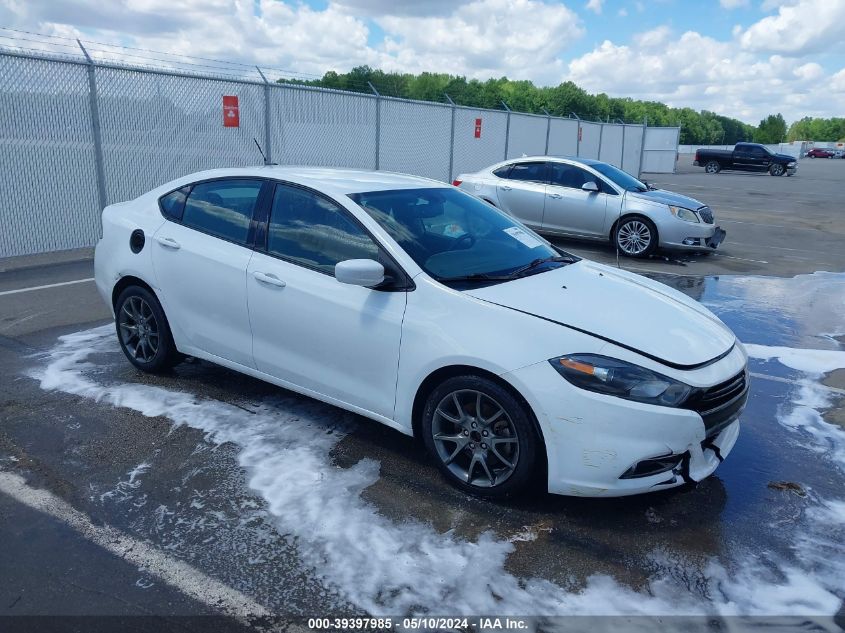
left=668, top=205, right=699, bottom=223
left=788, top=162, right=796, bottom=167
left=549, top=354, right=692, bottom=407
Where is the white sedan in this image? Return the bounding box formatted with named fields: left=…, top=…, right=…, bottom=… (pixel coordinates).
left=94, top=167, right=748, bottom=498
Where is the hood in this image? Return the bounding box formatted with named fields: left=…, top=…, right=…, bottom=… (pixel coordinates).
left=626, top=188, right=705, bottom=210
left=774, top=153, right=796, bottom=162
left=465, top=261, right=735, bottom=369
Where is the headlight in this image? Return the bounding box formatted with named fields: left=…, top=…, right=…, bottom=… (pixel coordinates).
left=549, top=354, right=692, bottom=407
left=788, top=162, right=796, bottom=167
left=668, top=205, right=699, bottom=223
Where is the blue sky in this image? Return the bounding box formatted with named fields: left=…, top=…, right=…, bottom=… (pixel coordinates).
left=1, top=0, right=843, bottom=123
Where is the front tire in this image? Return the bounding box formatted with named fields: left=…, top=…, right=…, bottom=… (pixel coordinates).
left=614, top=216, right=658, bottom=258
left=769, top=164, right=785, bottom=176
left=422, top=375, right=539, bottom=498
left=115, top=285, right=180, bottom=373
left=704, top=160, right=721, bottom=174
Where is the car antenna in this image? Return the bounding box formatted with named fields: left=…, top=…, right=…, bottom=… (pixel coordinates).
left=253, top=138, right=275, bottom=166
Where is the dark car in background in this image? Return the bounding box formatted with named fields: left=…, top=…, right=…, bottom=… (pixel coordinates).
left=694, top=142, right=797, bottom=176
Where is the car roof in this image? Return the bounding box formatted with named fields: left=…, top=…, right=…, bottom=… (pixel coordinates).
left=160, top=165, right=447, bottom=197
left=491, top=155, right=606, bottom=168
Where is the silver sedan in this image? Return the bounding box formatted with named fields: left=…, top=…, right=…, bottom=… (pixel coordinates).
left=454, top=157, right=725, bottom=257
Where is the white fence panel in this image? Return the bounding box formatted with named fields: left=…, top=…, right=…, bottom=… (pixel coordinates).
left=506, top=113, right=547, bottom=159
left=97, top=67, right=265, bottom=204
left=380, top=99, right=452, bottom=182
left=547, top=118, right=578, bottom=156
left=272, top=87, right=377, bottom=169
left=598, top=124, right=624, bottom=168
left=451, top=108, right=508, bottom=179
left=0, top=55, right=101, bottom=257
left=642, top=126, right=680, bottom=173
left=578, top=122, right=602, bottom=159
left=622, top=125, right=645, bottom=175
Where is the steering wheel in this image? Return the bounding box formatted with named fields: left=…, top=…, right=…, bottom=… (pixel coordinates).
left=451, top=233, right=476, bottom=250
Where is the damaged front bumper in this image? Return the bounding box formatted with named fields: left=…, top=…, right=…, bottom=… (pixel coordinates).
left=504, top=344, right=748, bottom=497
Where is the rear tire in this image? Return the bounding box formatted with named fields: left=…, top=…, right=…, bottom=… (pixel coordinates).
left=704, top=160, right=721, bottom=174
left=422, top=375, right=539, bottom=498
left=114, top=285, right=180, bottom=373
left=614, top=216, right=658, bottom=258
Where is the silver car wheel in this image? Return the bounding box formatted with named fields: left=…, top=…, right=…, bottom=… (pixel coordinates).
left=617, top=220, right=652, bottom=255
left=431, top=389, right=519, bottom=488
left=118, top=296, right=160, bottom=363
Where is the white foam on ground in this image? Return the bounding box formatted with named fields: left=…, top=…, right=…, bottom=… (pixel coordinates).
left=745, top=343, right=845, bottom=467
left=29, top=327, right=844, bottom=620
left=745, top=344, right=845, bottom=374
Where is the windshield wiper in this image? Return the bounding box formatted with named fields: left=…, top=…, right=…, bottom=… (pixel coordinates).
left=434, top=272, right=513, bottom=284
left=503, top=255, right=576, bottom=279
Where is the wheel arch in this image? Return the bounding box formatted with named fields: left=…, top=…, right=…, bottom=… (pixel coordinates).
left=111, top=275, right=159, bottom=311
left=410, top=364, right=548, bottom=478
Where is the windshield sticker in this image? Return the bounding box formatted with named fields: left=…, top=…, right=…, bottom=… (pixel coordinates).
left=503, top=226, right=544, bottom=248
left=442, top=223, right=467, bottom=238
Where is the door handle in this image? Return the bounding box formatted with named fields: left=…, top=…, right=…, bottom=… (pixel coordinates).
left=253, top=271, right=286, bottom=288
left=547, top=193, right=562, bottom=199
left=155, top=236, right=180, bottom=249
left=501, top=185, right=512, bottom=191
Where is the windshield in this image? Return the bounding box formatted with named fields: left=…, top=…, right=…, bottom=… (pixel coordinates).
left=591, top=162, right=648, bottom=192
left=350, top=187, right=569, bottom=285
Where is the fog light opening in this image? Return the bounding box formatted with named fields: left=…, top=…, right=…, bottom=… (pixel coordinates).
left=682, top=237, right=701, bottom=246
left=619, top=453, right=684, bottom=479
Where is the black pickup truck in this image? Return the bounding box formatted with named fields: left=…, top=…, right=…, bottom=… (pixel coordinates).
left=694, top=142, right=797, bottom=176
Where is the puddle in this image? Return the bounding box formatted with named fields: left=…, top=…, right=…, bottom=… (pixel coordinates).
left=24, top=271, right=845, bottom=624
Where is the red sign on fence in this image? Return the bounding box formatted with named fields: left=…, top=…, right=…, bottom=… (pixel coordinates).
left=223, top=95, right=240, bottom=127
left=474, top=118, right=482, bottom=139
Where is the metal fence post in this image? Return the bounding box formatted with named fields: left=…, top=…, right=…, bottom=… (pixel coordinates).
left=368, top=81, right=380, bottom=170
left=445, top=93, right=456, bottom=182
left=597, top=120, right=604, bottom=161
left=501, top=101, right=511, bottom=160
left=638, top=115, right=648, bottom=178
left=542, top=108, right=551, bottom=155
left=77, top=40, right=108, bottom=211
left=256, top=66, right=272, bottom=164
left=570, top=112, right=581, bottom=157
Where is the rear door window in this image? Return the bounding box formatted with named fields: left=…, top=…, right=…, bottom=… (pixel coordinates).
left=159, top=186, right=190, bottom=221
left=492, top=165, right=512, bottom=178
left=181, top=179, right=264, bottom=245
left=506, top=162, right=547, bottom=183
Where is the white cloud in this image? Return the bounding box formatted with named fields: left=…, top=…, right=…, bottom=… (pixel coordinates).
left=585, top=0, right=603, bottom=14
left=565, top=28, right=845, bottom=122
left=719, top=0, right=748, bottom=8
left=375, top=0, right=583, bottom=83
left=617, top=7, right=628, bottom=17
left=739, top=0, right=845, bottom=55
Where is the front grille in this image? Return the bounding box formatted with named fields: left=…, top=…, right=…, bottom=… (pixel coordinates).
left=697, top=206, right=714, bottom=224
left=684, top=370, right=748, bottom=437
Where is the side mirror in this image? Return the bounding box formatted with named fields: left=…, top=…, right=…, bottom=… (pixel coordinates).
left=581, top=181, right=599, bottom=193
left=335, top=259, right=385, bottom=287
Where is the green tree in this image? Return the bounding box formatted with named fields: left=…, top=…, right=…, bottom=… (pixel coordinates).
left=754, top=113, right=787, bottom=144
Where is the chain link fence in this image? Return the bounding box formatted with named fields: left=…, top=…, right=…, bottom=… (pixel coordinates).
left=0, top=49, right=680, bottom=258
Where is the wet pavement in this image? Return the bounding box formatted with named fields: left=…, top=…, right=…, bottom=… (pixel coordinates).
left=1, top=269, right=844, bottom=630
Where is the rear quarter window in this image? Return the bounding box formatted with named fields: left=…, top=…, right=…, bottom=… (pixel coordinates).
left=158, top=186, right=190, bottom=221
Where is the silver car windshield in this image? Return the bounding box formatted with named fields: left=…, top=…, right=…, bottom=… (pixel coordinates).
left=350, top=187, right=571, bottom=284
left=591, top=163, right=648, bottom=192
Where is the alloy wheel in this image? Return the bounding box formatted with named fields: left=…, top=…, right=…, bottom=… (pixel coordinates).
left=431, top=389, right=519, bottom=488
left=118, top=296, right=160, bottom=363
left=617, top=220, right=652, bottom=255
